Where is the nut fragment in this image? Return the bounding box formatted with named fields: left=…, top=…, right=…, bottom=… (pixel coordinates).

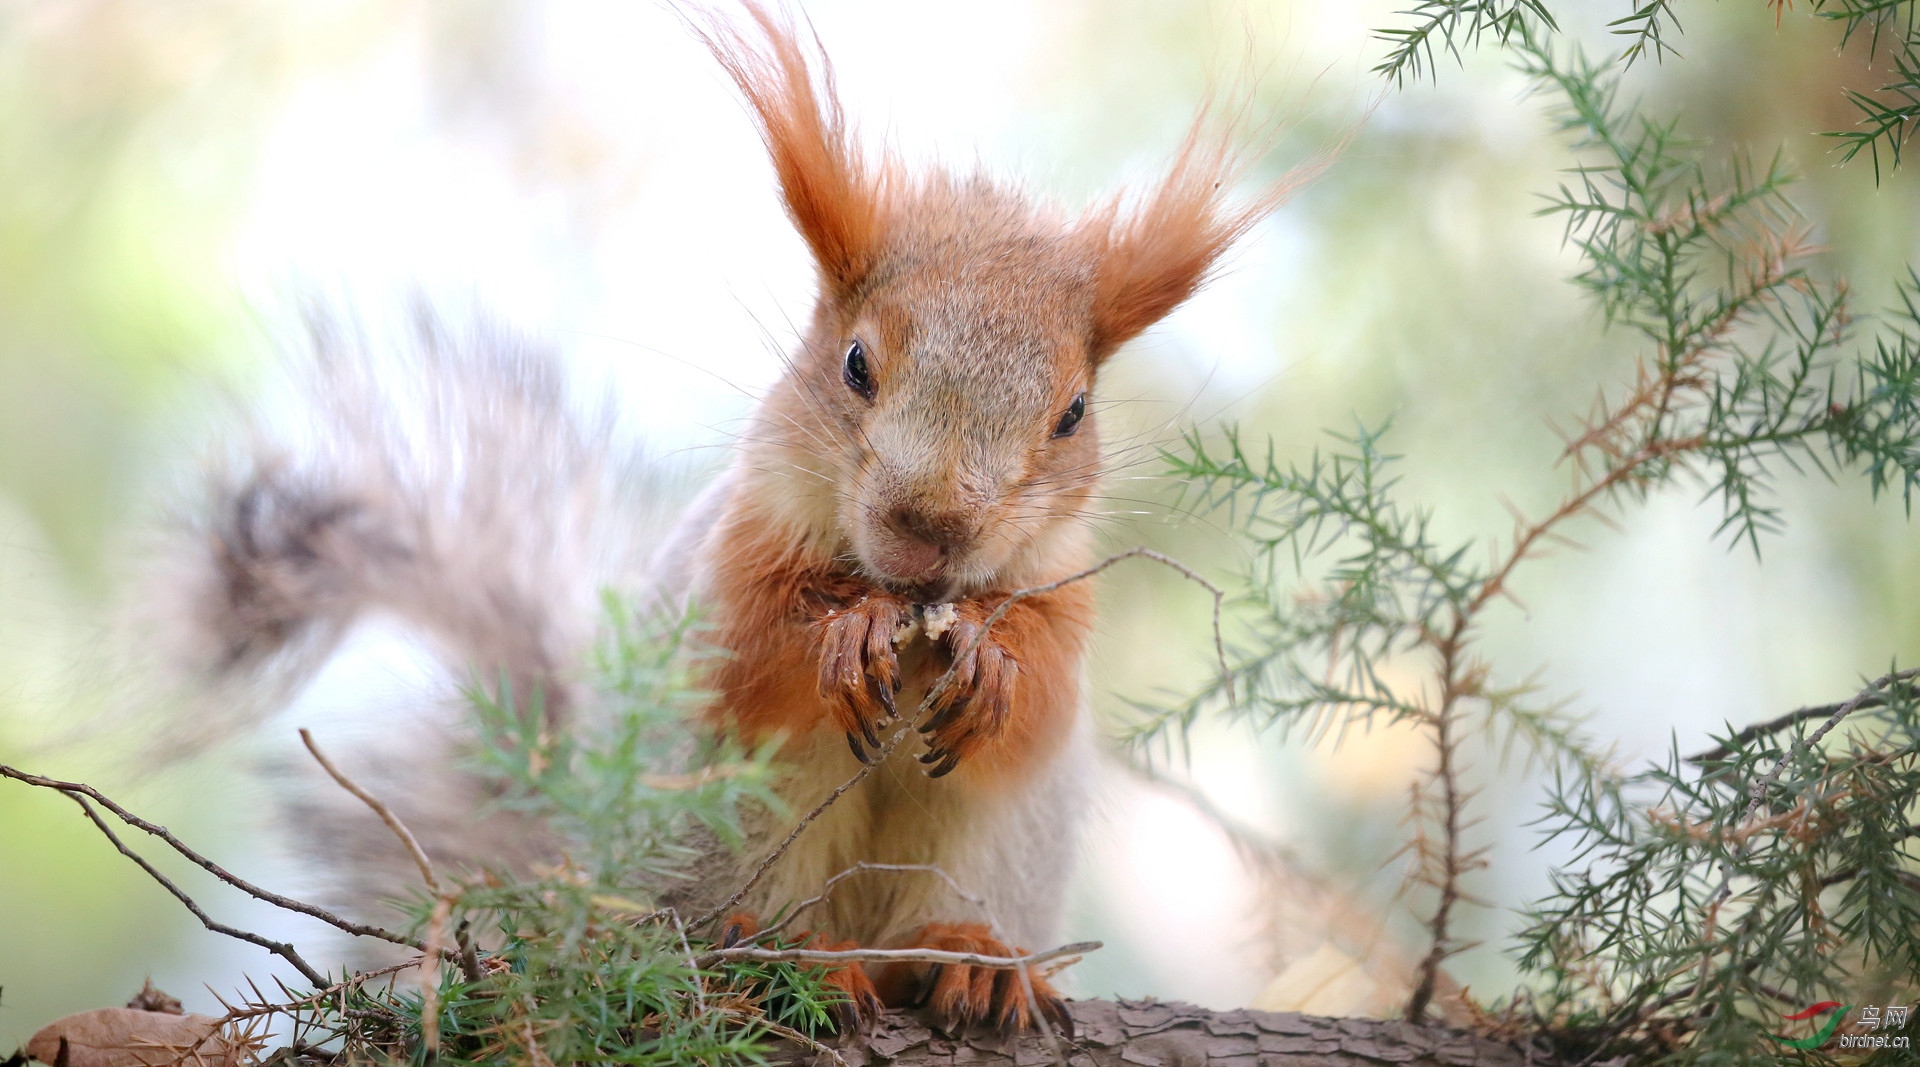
left=921, top=602, right=958, bottom=641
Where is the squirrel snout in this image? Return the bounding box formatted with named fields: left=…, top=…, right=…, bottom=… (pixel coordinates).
left=868, top=504, right=976, bottom=584
left=887, top=505, right=971, bottom=549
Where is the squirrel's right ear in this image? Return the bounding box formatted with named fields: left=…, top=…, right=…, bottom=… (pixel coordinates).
left=1079, top=120, right=1309, bottom=365
left=697, top=3, right=892, bottom=299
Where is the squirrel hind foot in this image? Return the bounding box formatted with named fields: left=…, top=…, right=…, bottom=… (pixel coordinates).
left=873, top=922, right=1072, bottom=1038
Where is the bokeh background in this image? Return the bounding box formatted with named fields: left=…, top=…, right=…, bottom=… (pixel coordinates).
left=4, top=0, right=1919, bottom=1045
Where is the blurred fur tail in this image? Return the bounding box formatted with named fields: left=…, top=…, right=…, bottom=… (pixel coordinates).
left=158, top=306, right=644, bottom=747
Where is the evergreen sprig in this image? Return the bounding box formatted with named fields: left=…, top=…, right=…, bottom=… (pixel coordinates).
left=240, top=601, right=841, bottom=1067
left=1373, top=1, right=1556, bottom=86
left=1517, top=671, right=1920, bottom=1064
left=1155, top=2, right=1920, bottom=1039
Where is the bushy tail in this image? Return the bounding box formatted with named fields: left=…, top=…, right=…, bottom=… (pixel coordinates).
left=138, top=305, right=674, bottom=915
left=166, top=306, right=645, bottom=728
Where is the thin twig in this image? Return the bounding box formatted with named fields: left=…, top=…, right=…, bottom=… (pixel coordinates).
left=1686, top=666, right=1920, bottom=762
left=697, top=939, right=1101, bottom=970
left=751, top=862, right=999, bottom=945
left=0, top=762, right=422, bottom=950
left=1699, top=665, right=1912, bottom=917
left=943, top=546, right=1235, bottom=709
left=419, top=895, right=451, bottom=1056
left=63, top=794, right=326, bottom=987
left=1015, top=958, right=1068, bottom=1067
left=299, top=728, right=440, bottom=895
left=669, top=909, right=706, bottom=1011
left=690, top=724, right=912, bottom=932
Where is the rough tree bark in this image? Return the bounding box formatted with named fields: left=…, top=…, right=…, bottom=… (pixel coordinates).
left=779, top=1000, right=1551, bottom=1067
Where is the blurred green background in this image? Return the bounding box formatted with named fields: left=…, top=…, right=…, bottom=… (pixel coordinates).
left=4, top=0, right=1918, bottom=1044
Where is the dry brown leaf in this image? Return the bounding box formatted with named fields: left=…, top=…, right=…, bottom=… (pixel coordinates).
left=25, top=1008, right=240, bottom=1067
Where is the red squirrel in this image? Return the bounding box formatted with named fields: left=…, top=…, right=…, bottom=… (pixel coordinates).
left=654, top=3, right=1296, bottom=1033
left=174, top=0, right=1296, bottom=1040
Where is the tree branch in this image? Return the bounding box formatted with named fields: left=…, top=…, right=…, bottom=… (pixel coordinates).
left=61, top=793, right=327, bottom=987
left=1686, top=665, right=1920, bottom=762
left=778, top=999, right=1544, bottom=1067
left=0, top=762, right=422, bottom=951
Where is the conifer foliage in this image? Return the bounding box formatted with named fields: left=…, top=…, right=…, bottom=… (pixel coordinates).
left=1147, top=2, right=1920, bottom=1060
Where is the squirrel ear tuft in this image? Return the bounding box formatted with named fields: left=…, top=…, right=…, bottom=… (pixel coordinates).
left=1080, top=120, right=1306, bottom=364
left=697, top=3, right=892, bottom=299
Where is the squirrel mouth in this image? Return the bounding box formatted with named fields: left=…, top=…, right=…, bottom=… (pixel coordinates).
left=866, top=535, right=957, bottom=596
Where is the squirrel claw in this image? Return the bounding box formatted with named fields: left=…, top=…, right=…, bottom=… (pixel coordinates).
left=817, top=593, right=911, bottom=757
left=915, top=604, right=1017, bottom=775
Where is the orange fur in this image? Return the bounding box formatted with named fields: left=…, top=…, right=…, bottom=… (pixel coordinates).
left=693, top=5, right=895, bottom=297
left=702, top=506, right=1090, bottom=787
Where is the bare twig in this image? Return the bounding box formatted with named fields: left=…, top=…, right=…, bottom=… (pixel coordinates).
left=1698, top=666, right=1912, bottom=916
left=419, top=895, right=451, bottom=1055
left=0, top=762, right=422, bottom=951
left=697, top=939, right=1101, bottom=971
left=751, top=861, right=1000, bottom=945
left=940, top=546, right=1235, bottom=709
left=61, top=793, right=327, bottom=987
left=669, top=909, right=706, bottom=1011
left=689, top=724, right=913, bottom=932
left=1686, top=666, right=1920, bottom=762
left=300, top=728, right=440, bottom=894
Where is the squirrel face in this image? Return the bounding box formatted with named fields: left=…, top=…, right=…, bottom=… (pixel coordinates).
left=706, top=4, right=1294, bottom=595
left=806, top=184, right=1104, bottom=598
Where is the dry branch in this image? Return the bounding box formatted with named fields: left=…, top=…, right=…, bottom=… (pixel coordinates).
left=770, top=1000, right=1548, bottom=1067
left=299, top=728, right=441, bottom=894
left=0, top=762, right=421, bottom=952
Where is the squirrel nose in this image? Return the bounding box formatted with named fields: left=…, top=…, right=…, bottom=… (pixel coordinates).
left=888, top=506, right=970, bottom=551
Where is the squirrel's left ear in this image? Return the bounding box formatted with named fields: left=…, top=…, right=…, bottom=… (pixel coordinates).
left=698, top=3, right=893, bottom=300
left=1079, top=122, right=1307, bottom=365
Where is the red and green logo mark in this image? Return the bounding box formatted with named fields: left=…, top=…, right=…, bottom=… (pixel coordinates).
left=1774, top=1002, right=1850, bottom=1049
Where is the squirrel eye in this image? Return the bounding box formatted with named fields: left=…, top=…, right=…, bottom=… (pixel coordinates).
left=842, top=339, right=875, bottom=400
left=1052, top=393, right=1086, bottom=438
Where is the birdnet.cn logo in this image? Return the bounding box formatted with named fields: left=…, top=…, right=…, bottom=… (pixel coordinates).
left=1772, top=1002, right=1911, bottom=1051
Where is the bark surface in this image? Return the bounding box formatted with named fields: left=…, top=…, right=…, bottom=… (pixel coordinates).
left=788, top=999, right=1549, bottom=1067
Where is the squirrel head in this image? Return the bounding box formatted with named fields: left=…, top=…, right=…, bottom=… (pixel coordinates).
left=702, top=4, right=1298, bottom=598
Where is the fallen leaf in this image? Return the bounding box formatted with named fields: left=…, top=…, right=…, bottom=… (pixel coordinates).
left=25, top=1008, right=239, bottom=1067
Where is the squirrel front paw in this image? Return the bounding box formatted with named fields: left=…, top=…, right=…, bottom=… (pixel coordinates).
left=816, top=592, right=911, bottom=763
left=873, top=922, right=1073, bottom=1036
left=917, top=600, right=1018, bottom=777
